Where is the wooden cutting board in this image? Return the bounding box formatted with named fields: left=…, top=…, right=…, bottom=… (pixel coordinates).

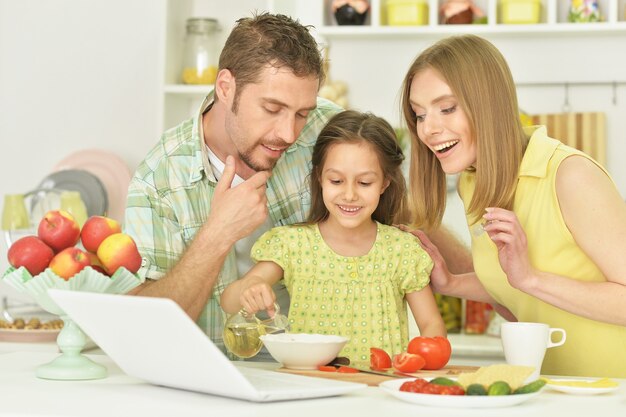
left=277, top=364, right=479, bottom=387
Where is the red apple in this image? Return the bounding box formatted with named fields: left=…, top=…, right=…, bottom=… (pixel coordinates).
left=37, top=210, right=81, bottom=252
left=97, top=233, right=142, bottom=275
left=80, top=215, right=122, bottom=253
left=7, top=236, right=54, bottom=276
left=86, top=252, right=108, bottom=275
left=49, top=247, right=91, bottom=280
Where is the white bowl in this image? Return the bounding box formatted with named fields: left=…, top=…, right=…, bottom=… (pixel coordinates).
left=259, top=333, right=348, bottom=370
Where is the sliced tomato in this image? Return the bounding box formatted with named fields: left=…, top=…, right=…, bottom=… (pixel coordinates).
left=439, top=385, right=465, bottom=395
left=399, top=378, right=465, bottom=396
left=399, top=378, right=428, bottom=393
left=317, top=365, right=337, bottom=372
left=407, top=336, right=452, bottom=370
left=392, top=352, right=426, bottom=373
left=370, top=347, right=392, bottom=370
left=337, top=366, right=359, bottom=373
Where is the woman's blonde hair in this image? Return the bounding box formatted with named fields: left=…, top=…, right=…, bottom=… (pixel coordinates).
left=400, top=35, right=527, bottom=230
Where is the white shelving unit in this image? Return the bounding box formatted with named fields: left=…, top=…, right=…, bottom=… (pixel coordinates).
left=159, top=0, right=626, bottom=131
left=318, top=0, right=626, bottom=36
left=159, top=0, right=279, bottom=131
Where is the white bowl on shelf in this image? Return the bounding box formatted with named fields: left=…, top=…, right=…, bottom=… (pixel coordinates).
left=260, top=333, right=348, bottom=370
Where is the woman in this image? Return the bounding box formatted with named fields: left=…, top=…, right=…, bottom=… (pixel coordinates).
left=401, top=34, right=626, bottom=377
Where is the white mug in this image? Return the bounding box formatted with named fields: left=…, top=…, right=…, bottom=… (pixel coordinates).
left=500, top=322, right=566, bottom=380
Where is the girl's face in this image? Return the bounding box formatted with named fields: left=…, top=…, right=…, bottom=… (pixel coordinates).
left=320, top=142, right=389, bottom=232
left=409, top=68, right=476, bottom=174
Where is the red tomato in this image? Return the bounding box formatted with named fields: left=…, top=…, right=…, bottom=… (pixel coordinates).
left=399, top=378, right=465, bottom=396
left=370, top=347, right=392, bottom=370
left=407, top=336, right=452, bottom=370
left=392, top=352, right=425, bottom=373
left=337, top=366, right=359, bottom=373
left=439, top=385, right=465, bottom=396
left=422, top=383, right=443, bottom=394
left=399, top=378, right=429, bottom=393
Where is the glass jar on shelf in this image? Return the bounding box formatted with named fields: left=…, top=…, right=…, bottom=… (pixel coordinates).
left=181, top=17, right=219, bottom=85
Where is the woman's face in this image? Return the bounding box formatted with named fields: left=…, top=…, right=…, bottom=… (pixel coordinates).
left=408, top=68, right=476, bottom=174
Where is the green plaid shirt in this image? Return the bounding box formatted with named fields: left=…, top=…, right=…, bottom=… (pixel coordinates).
left=125, top=94, right=341, bottom=353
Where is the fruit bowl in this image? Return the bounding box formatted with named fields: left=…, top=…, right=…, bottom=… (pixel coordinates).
left=260, top=333, right=349, bottom=370
left=2, top=265, right=143, bottom=380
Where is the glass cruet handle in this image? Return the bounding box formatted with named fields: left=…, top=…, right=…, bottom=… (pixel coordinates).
left=263, top=303, right=290, bottom=333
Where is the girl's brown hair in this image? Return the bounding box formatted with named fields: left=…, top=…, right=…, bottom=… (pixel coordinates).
left=307, top=110, right=407, bottom=225
left=400, top=34, right=527, bottom=230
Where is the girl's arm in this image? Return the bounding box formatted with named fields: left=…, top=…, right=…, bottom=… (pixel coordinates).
left=405, top=286, right=446, bottom=337
left=220, top=261, right=285, bottom=315
left=484, top=155, right=626, bottom=326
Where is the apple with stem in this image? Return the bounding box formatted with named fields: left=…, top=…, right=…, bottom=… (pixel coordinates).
left=37, top=210, right=81, bottom=252
left=49, top=247, right=91, bottom=280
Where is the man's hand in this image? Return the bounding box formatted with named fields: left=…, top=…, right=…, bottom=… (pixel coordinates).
left=207, top=156, right=271, bottom=245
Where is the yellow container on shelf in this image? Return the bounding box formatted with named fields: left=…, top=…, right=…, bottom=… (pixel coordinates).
left=499, top=0, right=542, bottom=24
left=386, top=0, right=429, bottom=26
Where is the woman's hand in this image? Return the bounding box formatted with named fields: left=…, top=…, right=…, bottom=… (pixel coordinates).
left=240, top=277, right=277, bottom=316
left=482, top=207, right=535, bottom=291
left=396, top=225, right=453, bottom=293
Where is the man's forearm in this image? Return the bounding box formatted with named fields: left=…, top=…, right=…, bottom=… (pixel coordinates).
left=131, top=227, right=232, bottom=320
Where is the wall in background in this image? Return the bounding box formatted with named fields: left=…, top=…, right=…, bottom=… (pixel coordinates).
left=1, top=1, right=625, bottom=299
left=0, top=0, right=162, bottom=298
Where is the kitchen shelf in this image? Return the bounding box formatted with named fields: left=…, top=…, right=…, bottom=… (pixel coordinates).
left=159, top=0, right=275, bottom=130
left=318, top=0, right=626, bottom=38
left=316, top=21, right=626, bottom=38
left=163, top=84, right=213, bottom=95
left=159, top=0, right=626, bottom=130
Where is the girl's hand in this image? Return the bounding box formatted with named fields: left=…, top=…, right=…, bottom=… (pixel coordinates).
left=396, top=225, right=453, bottom=293
left=240, top=278, right=276, bottom=316
left=482, top=207, right=535, bottom=291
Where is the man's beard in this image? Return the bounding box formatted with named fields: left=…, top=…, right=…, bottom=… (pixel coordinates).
left=238, top=147, right=277, bottom=172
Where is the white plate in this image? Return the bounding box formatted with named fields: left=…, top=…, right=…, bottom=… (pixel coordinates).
left=379, top=378, right=542, bottom=408
left=545, top=378, right=619, bottom=395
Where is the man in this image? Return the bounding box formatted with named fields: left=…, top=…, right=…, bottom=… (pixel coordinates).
left=125, top=13, right=471, bottom=356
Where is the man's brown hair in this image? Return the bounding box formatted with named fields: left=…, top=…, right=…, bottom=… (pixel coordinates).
left=219, top=12, right=325, bottom=111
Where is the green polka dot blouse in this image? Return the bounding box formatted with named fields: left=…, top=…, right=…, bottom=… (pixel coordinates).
left=251, top=222, right=433, bottom=362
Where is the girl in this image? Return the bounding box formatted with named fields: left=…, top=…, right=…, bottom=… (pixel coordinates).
left=401, top=34, right=626, bottom=377
left=221, top=110, right=446, bottom=362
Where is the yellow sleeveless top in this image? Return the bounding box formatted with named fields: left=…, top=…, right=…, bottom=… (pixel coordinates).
left=459, top=126, right=626, bottom=377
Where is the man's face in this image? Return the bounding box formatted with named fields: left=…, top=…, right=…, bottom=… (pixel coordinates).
left=224, top=66, right=319, bottom=174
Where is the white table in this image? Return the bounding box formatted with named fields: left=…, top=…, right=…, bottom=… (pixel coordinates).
left=0, top=351, right=624, bottom=417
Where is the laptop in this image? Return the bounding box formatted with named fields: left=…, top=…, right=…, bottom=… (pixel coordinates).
left=48, top=289, right=366, bottom=402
